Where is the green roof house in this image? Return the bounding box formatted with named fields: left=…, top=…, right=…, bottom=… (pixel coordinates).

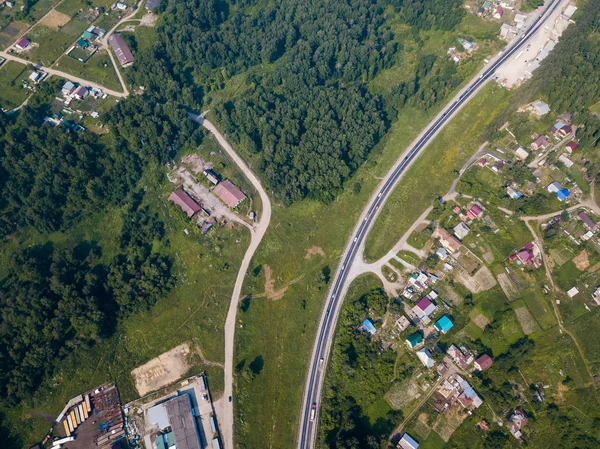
left=76, top=38, right=89, bottom=48
left=406, top=332, right=423, bottom=349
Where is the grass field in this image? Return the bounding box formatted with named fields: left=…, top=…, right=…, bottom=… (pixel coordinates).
left=54, top=50, right=122, bottom=91
left=364, top=83, right=512, bottom=262
left=0, top=60, right=29, bottom=109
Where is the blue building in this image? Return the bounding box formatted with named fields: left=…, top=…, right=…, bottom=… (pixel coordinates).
left=434, top=316, right=454, bottom=334
left=557, top=188, right=570, bottom=201
left=362, top=319, right=376, bottom=335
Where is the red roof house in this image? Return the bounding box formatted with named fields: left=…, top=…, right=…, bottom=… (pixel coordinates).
left=565, top=141, right=579, bottom=153
left=437, top=228, right=462, bottom=253
left=168, top=189, right=202, bottom=218
left=15, top=37, right=29, bottom=50
left=474, top=354, right=493, bottom=371
left=467, top=203, right=483, bottom=220
left=530, top=135, right=551, bottom=150
left=213, top=180, right=246, bottom=208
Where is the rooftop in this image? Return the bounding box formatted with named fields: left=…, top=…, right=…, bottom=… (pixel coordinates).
left=213, top=180, right=246, bottom=208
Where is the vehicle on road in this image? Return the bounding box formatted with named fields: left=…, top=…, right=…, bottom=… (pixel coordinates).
left=310, top=403, right=317, bottom=422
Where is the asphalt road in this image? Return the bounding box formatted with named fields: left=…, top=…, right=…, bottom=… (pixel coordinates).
left=297, top=1, right=563, bottom=447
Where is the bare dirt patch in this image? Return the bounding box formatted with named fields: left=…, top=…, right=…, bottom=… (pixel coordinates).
left=131, top=343, right=192, bottom=396
left=515, top=307, right=539, bottom=335
left=455, top=265, right=497, bottom=293
left=263, top=265, right=287, bottom=300
left=433, top=404, right=468, bottom=442
left=180, top=153, right=207, bottom=175
left=40, top=10, right=71, bottom=30
left=482, top=250, right=494, bottom=264
left=573, top=250, right=590, bottom=271
left=140, top=12, right=159, bottom=26
left=497, top=273, right=520, bottom=301
left=304, top=245, right=325, bottom=259
left=472, top=314, right=490, bottom=330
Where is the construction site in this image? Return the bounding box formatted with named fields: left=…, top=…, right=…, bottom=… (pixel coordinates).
left=43, top=383, right=126, bottom=449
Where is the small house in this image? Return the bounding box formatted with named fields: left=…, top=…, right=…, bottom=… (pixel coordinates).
left=567, top=287, right=579, bottom=298
left=62, top=81, right=76, bottom=96
left=362, top=319, right=376, bottom=336
left=453, top=222, right=470, bottom=240
left=416, top=348, right=435, bottom=369
left=530, top=100, right=550, bottom=116
left=29, top=71, right=41, bottom=83
left=398, top=433, right=419, bottom=449
left=412, top=297, right=437, bottom=319
left=474, top=354, right=493, bottom=371
left=15, top=37, right=29, bottom=50
left=515, top=146, right=529, bottom=161
left=405, top=332, right=423, bottom=349
left=146, top=0, right=161, bottom=9
left=76, top=38, right=89, bottom=49
left=547, top=181, right=562, bottom=193
left=467, top=203, right=484, bottom=220
left=565, top=141, right=579, bottom=153
left=507, top=186, right=523, bottom=199
left=509, top=408, right=528, bottom=441
left=530, top=135, right=551, bottom=150
left=437, top=228, right=462, bottom=253
left=493, top=6, right=504, bottom=19
left=492, top=160, right=504, bottom=173
left=578, top=211, right=597, bottom=231
left=434, top=316, right=454, bottom=334
left=73, top=86, right=89, bottom=100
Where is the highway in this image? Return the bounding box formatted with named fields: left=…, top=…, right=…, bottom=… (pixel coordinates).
left=296, top=1, right=564, bottom=447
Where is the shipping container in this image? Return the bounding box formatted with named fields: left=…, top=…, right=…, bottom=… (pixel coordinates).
left=210, top=416, right=217, bottom=433
left=70, top=411, right=78, bottom=428
left=85, top=394, right=91, bottom=413
left=212, top=438, right=221, bottom=449
left=74, top=406, right=81, bottom=424
left=67, top=414, right=74, bottom=432
left=78, top=404, right=85, bottom=422
left=82, top=401, right=89, bottom=419
left=63, top=419, right=71, bottom=437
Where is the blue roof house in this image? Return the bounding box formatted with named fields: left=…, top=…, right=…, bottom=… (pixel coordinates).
left=434, top=316, right=454, bottom=334
left=557, top=189, right=570, bottom=201
left=362, top=319, right=376, bottom=335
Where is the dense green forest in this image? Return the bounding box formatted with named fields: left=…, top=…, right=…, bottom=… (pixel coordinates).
left=128, top=0, right=465, bottom=203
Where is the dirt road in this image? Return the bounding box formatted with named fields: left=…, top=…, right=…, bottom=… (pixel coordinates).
left=191, top=113, right=272, bottom=449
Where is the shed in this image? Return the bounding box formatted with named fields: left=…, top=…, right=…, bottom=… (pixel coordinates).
left=434, top=316, right=454, bottom=334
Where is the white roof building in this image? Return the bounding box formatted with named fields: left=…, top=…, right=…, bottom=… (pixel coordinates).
left=515, top=146, right=529, bottom=161
left=531, top=100, right=550, bottom=116
left=453, top=222, right=470, bottom=240
left=398, top=433, right=419, bottom=449
left=416, top=348, right=435, bottom=368
left=563, top=5, right=577, bottom=19
left=567, top=287, right=579, bottom=298
left=547, top=181, right=562, bottom=193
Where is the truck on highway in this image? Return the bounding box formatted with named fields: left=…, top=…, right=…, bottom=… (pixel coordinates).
left=310, top=403, right=317, bottom=422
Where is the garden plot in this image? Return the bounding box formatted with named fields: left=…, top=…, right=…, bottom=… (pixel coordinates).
left=497, top=272, right=520, bottom=301
left=40, top=9, right=71, bottom=30
left=455, top=265, right=497, bottom=293
left=515, top=306, right=540, bottom=335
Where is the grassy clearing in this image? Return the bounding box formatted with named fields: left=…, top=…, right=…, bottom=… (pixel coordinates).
left=364, top=83, right=512, bottom=262
left=54, top=50, right=122, bottom=91
left=0, top=60, right=29, bottom=109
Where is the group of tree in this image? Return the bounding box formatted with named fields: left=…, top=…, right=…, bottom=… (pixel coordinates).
left=0, top=203, right=174, bottom=403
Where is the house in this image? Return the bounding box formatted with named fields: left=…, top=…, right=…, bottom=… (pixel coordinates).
left=530, top=135, right=551, bottom=150
left=477, top=157, right=488, bottom=167
left=565, top=141, right=579, bottom=153
left=362, top=319, right=376, bottom=335
left=15, top=37, right=29, bottom=50
left=482, top=1, right=492, bottom=10
left=557, top=188, right=570, bottom=201
left=82, top=30, right=96, bottom=41
left=453, top=222, right=470, bottom=240
left=168, top=189, right=202, bottom=218
left=398, top=433, right=419, bottom=449
left=514, top=13, right=527, bottom=28
left=395, top=315, right=411, bottom=332
left=108, top=34, right=134, bottom=66
left=491, top=160, right=504, bottom=173
left=146, top=0, right=161, bottom=9
left=416, top=348, right=435, bottom=368
left=558, top=154, right=574, bottom=168
left=567, top=287, right=579, bottom=298
left=514, top=146, right=529, bottom=161
left=203, top=169, right=220, bottom=185
left=29, top=71, right=42, bottom=83
left=434, top=316, right=454, bottom=334
left=547, top=181, right=562, bottom=193
left=408, top=271, right=429, bottom=291
left=112, top=1, right=127, bottom=10
left=493, top=6, right=504, bottom=19
left=412, top=297, right=437, bottom=319
left=477, top=6, right=485, bottom=16
left=508, top=408, right=528, bottom=441
left=578, top=211, right=597, bottom=231
left=73, top=86, right=89, bottom=100
left=437, top=228, right=462, bottom=253
left=507, top=186, right=523, bottom=199
left=406, top=332, right=423, bottom=349
left=76, top=38, right=89, bottom=49
left=592, top=287, right=600, bottom=306
left=62, top=81, right=76, bottom=96
left=515, top=242, right=541, bottom=267
left=474, top=354, right=493, bottom=371
left=530, top=100, right=550, bottom=116
left=500, top=23, right=516, bottom=40
left=459, top=39, right=478, bottom=54
left=436, top=247, right=448, bottom=260
left=457, top=376, right=483, bottom=409
left=467, top=203, right=484, bottom=220
left=447, top=345, right=474, bottom=370
left=214, top=180, right=246, bottom=208
left=552, top=121, right=573, bottom=139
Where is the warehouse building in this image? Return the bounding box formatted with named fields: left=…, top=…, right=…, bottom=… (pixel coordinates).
left=108, top=33, right=134, bottom=66
left=148, top=394, right=202, bottom=449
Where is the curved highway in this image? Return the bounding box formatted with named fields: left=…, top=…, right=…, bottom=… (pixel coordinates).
left=297, top=1, right=563, bottom=447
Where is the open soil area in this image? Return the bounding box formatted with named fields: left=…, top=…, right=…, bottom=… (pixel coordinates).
left=40, top=10, right=71, bottom=30
left=131, top=344, right=192, bottom=396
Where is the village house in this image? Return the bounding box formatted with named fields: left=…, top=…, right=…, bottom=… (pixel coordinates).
left=511, top=242, right=542, bottom=268
left=434, top=316, right=454, bottom=334
left=168, top=189, right=202, bottom=218
left=61, top=81, right=77, bottom=96
left=514, top=146, right=529, bottom=161
left=530, top=100, right=550, bottom=116
left=395, top=315, right=411, bottom=332
left=453, top=222, right=470, bottom=240
left=432, top=374, right=483, bottom=413
left=416, top=348, right=435, bottom=368
left=507, top=186, right=523, bottom=199
left=474, top=354, right=493, bottom=371
left=578, top=211, right=597, bottom=232
left=493, top=6, right=504, bottom=19
left=405, top=332, right=423, bottom=349
left=565, top=141, right=579, bottom=153
left=446, top=345, right=474, bottom=370
left=437, top=228, right=462, bottom=253
left=508, top=408, right=528, bottom=442
left=408, top=271, right=429, bottom=292
left=500, top=23, right=516, bottom=40
left=530, top=135, right=551, bottom=150
left=467, top=203, right=484, bottom=220
left=15, top=37, right=29, bottom=50
left=492, top=160, right=505, bottom=173
left=592, top=287, right=600, bottom=306
left=398, top=433, right=419, bottom=449
left=214, top=179, right=246, bottom=208
left=73, top=86, right=89, bottom=100
left=412, top=296, right=437, bottom=321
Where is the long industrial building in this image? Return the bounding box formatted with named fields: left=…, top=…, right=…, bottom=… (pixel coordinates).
left=108, top=33, right=134, bottom=66
left=148, top=394, right=202, bottom=449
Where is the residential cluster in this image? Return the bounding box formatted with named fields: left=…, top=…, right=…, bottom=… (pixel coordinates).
left=66, top=25, right=106, bottom=63
left=41, top=81, right=108, bottom=130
